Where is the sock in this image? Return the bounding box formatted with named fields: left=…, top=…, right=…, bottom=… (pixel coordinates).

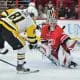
left=17, top=53, right=25, bottom=65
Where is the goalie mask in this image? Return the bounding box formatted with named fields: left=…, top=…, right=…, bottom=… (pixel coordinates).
left=49, top=18, right=57, bottom=31
left=47, top=7, right=57, bottom=31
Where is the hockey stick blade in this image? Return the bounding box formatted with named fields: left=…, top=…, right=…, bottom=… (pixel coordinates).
left=17, top=70, right=40, bottom=74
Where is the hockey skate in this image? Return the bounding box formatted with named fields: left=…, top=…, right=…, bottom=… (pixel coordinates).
left=16, top=61, right=31, bottom=72
left=68, top=61, right=78, bottom=69
left=16, top=62, right=39, bottom=74
left=16, top=64, right=30, bottom=72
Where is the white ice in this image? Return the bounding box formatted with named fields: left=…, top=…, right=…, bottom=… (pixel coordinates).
left=0, top=42, right=80, bottom=80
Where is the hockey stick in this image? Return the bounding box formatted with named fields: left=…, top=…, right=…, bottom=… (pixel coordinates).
left=0, top=59, right=40, bottom=73
left=0, top=58, right=16, bottom=67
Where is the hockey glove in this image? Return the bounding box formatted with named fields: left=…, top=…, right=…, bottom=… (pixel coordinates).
left=28, top=40, right=38, bottom=49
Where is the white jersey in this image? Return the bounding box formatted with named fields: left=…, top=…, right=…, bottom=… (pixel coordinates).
left=1, top=8, right=35, bottom=33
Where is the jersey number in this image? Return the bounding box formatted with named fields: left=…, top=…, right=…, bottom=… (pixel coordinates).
left=8, top=12, right=25, bottom=23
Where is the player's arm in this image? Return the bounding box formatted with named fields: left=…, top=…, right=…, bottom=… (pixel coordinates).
left=24, top=24, right=38, bottom=49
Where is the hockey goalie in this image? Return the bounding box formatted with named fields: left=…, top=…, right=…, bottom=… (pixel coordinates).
left=39, top=7, right=78, bottom=68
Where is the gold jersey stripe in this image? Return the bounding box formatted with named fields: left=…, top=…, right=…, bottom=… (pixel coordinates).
left=0, top=20, right=26, bottom=46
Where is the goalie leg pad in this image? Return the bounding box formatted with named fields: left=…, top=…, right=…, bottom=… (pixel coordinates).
left=47, top=54, right=60, bottom=65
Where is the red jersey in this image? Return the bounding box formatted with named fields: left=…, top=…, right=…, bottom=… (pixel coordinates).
left=41, top=24, right=69, bottom=51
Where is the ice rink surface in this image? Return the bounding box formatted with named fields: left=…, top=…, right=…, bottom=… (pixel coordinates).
left=0, top=42, right=80, bottom=80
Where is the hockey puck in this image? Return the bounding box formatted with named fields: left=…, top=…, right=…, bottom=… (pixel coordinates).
left=26, top=68, right=30, bottom=71
left=23, top=68, right=30, bottom=72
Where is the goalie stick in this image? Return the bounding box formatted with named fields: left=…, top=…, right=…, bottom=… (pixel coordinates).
left=0, top=58, right=40, bottom=73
